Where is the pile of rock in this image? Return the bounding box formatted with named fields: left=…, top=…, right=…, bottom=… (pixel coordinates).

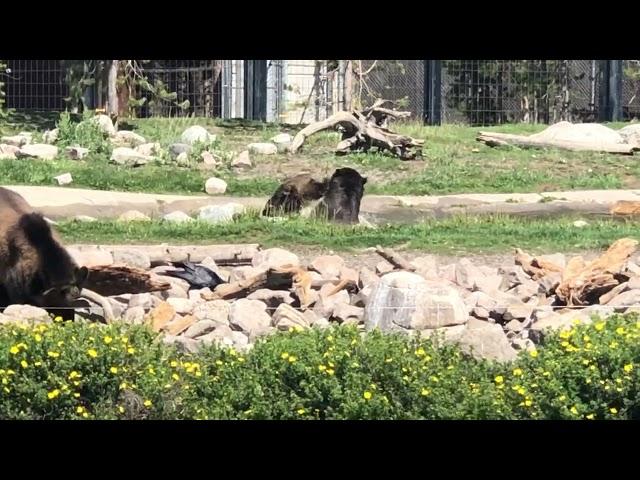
left=4, top=240, right=638, bottom=362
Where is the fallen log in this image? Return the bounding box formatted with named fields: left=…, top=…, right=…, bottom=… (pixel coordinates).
left=85, top=264, right=171, bottom=297
left=477, top=131, right=638, bottom=154
left=375, top=245, right=416, bottom=272
left=80, top=288, right=116, bottom=323
left=202, top=269, right=294, bottom=301
left=290, top=100, right=424, bottom=160
left=70, top=244, right=261, bottom=266
left=555, top=238, right=638, bottom=305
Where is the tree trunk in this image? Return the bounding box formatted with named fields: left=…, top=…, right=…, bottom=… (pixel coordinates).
left=107, top=60, right=119, bottom=117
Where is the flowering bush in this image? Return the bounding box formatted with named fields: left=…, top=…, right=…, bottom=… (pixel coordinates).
left=0, top=314, right=638, bottom=420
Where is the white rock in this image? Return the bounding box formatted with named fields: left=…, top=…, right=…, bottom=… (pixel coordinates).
left=248, top=142, right=277, bottom=155
left=231, top=150, right=252, bottom=168
left=181, top=126, right=215, bottom=145
left=65, top=146, right=89, bottom=160
left=198, top=203, right=244, bottom=223
left=117, top=210, right=151, bottom=222
left=110, top=147, right=153, bottom=166
left=92, top=114, right=117, bottom=136
left=1, top=134, right=31, bottom=147
left=17, top=144, right=58, bottom=160
left=43, top=129, right=59, bottom=144
left=113, top=130, right=147, bottom=147
left=54, top=173, right=73, bottom=186
left=204, top=177, right=228, bottom=195
left=163, top=211, right=193, bottom=223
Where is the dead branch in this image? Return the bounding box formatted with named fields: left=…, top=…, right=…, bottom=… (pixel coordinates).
left=80, top=288, right=116, bottom=323
left=477, top=131, right=638, bottom=154
left=375, top=245, right=416, bottom=272
left=289, top=100, right=424, bottom=160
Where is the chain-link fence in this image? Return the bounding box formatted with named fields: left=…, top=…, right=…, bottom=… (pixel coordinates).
left=2, top=60, right=639, bottom=126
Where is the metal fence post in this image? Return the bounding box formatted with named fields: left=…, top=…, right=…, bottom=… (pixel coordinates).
left=424, top=60, right=442, bottom=125
left=599, top=60, right=623, bottom=122
left=244, top=60, right=267, bottom=121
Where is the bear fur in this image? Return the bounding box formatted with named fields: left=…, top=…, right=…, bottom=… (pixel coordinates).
left=314, top=167, right=367, bottom=224
left=0, top=187, right=88, bottom=320
left=262, top=173, right=329, bottom=217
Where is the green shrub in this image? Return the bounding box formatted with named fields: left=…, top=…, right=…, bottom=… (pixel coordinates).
left=0, top=314, right=638, bottom=420
left=56, top=111, right=112, bottom=157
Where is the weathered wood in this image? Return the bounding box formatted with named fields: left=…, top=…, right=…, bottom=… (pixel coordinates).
left=290, top=100, right=424, bottom=160
left=202, top=269, right=293, bottom=301
left=375, top=245, right=416, bottom=272
left=85, top=265, right=171, bottom=296
left=610, top=200, right=640, bottom=216
left=555, top=238, right=639, bottom=305
left=80, top=288, right=116, bottom=323
left=70, top=244, right=261, bottom=266
left=477, top=131, right=638, bottom=154
left=514, top=248, right=563, bottom=280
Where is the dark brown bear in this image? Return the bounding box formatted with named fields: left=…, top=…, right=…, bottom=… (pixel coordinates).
left=0, top=187, right=88, bottom=320
left=314, top=167, right=367, bottom=224
left=262, top=173, right=329, bottom=217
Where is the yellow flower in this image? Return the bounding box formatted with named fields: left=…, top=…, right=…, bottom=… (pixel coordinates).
left=87, top=349, right=98, bottom=358
left=127, top=347, right=135, bottom=355
left=47, top=389, right=60, bottom=400
left=558, top=395, right=566, bottom=401
left=215, top=360, right=223, bottom=366
left=76, top=406, right=86, bottom=414
left=73, top=393, right=80, bottom=398
left=570, top=406, right=579, bottom=415
left=524, top=400, right=533, bottom=407
left=297, top=408, right=306, bottom=415
left=288, top=356, right=297, bottom=363
left=143, top=400, right=152, bottom=408
left=421, top=388, right=430, bottom=396
left=68, top=371, right=81, bottom=379
left=529, top=350, right=538, bottom=358
left=363, top=391, right=372, bottom=400
left=318, top=365, right=326, bottom=372
left=280, top=352, right=290, bottom=360
left=415, top=347, right=426, bottom=357
left=103, top=336, right=113, bottom=344
left=54, top=316, right=63, bottom=323
left=118, top=406, right=125, bottom=413
left=594, top=322, right=605, bottom=331
left=110, top=367, right=119, bottom=374
left=616, top=327, right=625, bottom=335
left=34, top=334, right=42, bottom=342
left=9, top=346, right=19, bottom=355
left=513, top=368, right=523, bottom=376
left=20, top=360, right=28, bottom=368
left=610, top=407, right=618, bottom=415
left=327, top=335, right=334, bottom=342
left=119, top=381, right=128, bottom=390
left=47, top=351, right=60, bottom=358
left=326, top=369, right=335, bottom=376
left=624, top=363, right=633, bottom=373
left=586, top=413, right=595, bottom=420
left=494, top=376, right=504, bottom=384
left=172, top=373, right=180, bottom=381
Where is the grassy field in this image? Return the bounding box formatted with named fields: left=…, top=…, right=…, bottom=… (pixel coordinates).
left=56, top=213, right=640, bottom=254
left=1, top=111, right=637, bottom=196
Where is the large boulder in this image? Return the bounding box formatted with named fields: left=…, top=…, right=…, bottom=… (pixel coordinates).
left=364, top=271, right=468, bottom=333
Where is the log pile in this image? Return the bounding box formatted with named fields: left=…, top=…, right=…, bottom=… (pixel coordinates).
left=290, top=99, right=424, bottom=160
left=515, top=238, right=638, bottom=306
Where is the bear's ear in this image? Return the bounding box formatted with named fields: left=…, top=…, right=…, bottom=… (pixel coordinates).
left=362, top=176, right=368, bottom=185
left=75, top=266, right=89, bottom=286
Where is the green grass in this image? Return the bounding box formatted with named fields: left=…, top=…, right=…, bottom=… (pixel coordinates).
left=2, top=110, right=638, bottom=196
left=56, top=214, right=640, bottom=254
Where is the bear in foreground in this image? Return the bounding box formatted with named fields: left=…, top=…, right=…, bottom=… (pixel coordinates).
left=0, top=187, right=89, bottom=320
left=262, top=173, right=329, bottom=217
left=314, top=167, right=367, bottom=224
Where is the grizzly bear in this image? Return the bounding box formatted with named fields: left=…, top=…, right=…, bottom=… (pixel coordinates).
left=0, top=187, right=88, bottom=320
left=314, top=167, right=367, bottom=224
left=262, top=173, right=329, bottom=217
